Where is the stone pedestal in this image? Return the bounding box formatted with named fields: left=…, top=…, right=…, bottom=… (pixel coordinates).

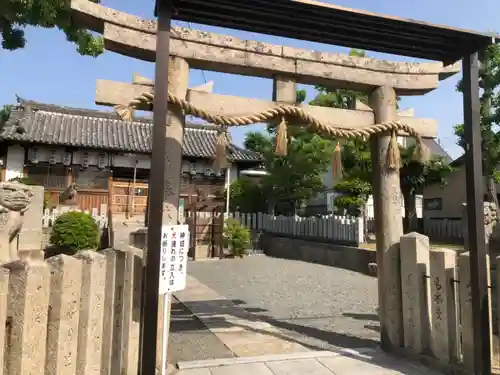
left=129, top=228, right=147, bottom=250
left=18, top=186, right=44, bottom=253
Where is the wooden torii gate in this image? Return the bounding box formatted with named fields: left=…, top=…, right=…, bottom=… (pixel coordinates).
left=70, top=0, right=498, bottom=373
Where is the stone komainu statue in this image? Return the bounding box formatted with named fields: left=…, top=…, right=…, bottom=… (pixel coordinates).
left=0, top=182, right=33, bottom=264
left=60, top=183, right=78, bottom=203
left=196, top=187, right=208, bottom=202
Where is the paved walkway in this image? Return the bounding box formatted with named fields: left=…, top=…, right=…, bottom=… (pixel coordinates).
left=186, top=256, right=379, bottom=352
left=171, top=258, right=442, bottom=374
left=175, top=348, right=442, bottom=375
left=175, top=273, right=308, bottom=357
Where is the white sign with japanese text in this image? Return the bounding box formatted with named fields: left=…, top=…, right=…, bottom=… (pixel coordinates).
left=159, top=224, right=190, bottom=295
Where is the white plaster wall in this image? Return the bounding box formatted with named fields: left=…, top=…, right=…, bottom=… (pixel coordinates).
left=5, top=145, right=25, bottom=180
left=111, top=154, right=226, bottom=177
left=73, top=150, right=109, bottom=167
left=17, top=145, right=241, bottom=184
left=230, top=166, right=238, bottom=183
left=112, top=154, right=150, bottom=169
left=24, top=146, right=110, bottom=167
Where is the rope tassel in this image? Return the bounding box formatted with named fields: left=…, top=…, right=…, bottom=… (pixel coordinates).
left=387, top=131, right=401, bottom=170
left=115, top=105, right=134, bottom=122
left=332, top=142, right=343, bottom=184
left=275, top=116, right=288, bottom=156
left=413, top=137, right=430, bottom=164
left=213, top=127, right=229, bottom=170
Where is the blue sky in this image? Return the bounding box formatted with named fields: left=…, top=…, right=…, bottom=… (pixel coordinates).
left=1, top=0, right=498, bottom=159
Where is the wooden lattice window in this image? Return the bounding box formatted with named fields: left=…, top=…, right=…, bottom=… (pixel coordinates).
left=26, top=165, right=67, bottom=189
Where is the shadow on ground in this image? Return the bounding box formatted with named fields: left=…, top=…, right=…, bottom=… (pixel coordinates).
left=171, top=297, right=380, bottom=352
left=169, top=298, right=444, bottom=375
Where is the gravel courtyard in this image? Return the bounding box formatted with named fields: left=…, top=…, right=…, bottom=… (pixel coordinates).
left=187, top=256, right=380, bottom=351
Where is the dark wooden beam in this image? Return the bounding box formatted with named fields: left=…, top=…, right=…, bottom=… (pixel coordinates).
left=138, top=0, right=173, bottom=374
left=463, top=52, right=491, bottom=375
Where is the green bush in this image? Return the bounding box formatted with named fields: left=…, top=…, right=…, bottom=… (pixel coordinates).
left=223, top=218, right=251, bottom=258
left=50, top=211, right=99, bottom=255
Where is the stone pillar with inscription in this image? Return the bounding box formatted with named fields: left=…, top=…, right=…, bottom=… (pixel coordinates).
left=369, top=85, right=404, bottom=351
left=400, top=233, right=431, bottom=354
left=429, top=248, right=460, bottom=363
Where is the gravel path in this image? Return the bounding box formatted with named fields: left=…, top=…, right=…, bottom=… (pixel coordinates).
left=187, top=256, right=380, bottom=351
left=168, top=296, right=234, bottom=363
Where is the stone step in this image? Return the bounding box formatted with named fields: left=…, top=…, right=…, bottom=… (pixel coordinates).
left=177, top=349, right=374, bottom=370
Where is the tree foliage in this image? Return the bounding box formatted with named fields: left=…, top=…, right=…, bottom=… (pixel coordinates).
left=333, top=177, right=371, bottom=215
left=0, top=105, right=12, bottom=131
left=239, top=87, right=335, bottom=214
left=399, top=145, right=453, bottom=230
left=1, top=0, right=104, bottom=56
left=455, top=43, right=500, bottom=212
left=309, top=49, right=452, bottom=232
left=228, top=177, right=267, bottom=213
left=243, top=129, right=333, bottom=214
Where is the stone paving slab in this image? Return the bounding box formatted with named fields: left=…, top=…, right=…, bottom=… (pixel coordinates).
left=175, top=348, right=443, bottom=375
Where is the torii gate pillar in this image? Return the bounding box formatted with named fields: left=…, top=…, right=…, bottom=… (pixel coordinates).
left=369, top=85, right=404, bottom=351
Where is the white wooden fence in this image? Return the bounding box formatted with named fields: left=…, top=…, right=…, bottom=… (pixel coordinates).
left=42, top=204, right=108, bottom=229
left=224, top=212, right=464, bottom=245
left=367, top=216, right=464, bottom=243
left=223, top=212, right=364, bottom=245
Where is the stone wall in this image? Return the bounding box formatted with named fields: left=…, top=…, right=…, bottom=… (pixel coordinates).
left=0, top=245, right=144, bottom=375
left=462, top=202, right=500, bottom=255
left=260, top=233, right=376, bottom=275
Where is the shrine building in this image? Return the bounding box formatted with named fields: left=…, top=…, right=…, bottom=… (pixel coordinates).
left=0, top=98, right=262, bottom=214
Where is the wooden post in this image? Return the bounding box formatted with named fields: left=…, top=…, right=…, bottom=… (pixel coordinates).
left=138, top=6, right=174, bottom=369
left=67, top=166, right=74, bottom=186
left=369, top=85, right=404, bottom=351
left=107, top=170, right=114, bottom=247
left=155, top=56, right=190, bottom=372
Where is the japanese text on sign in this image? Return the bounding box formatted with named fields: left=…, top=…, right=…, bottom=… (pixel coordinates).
left=159, top=224, right=190, bottom=295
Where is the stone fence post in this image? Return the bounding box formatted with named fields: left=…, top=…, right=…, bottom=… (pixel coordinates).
left=429, top=248, right=460, bottom=364
left=3, top=260, right=51, bottom=375
left=0, top=245, right=145, bottom=375
left=400, top=232, right=431, bottom=354
left=46, top=255, right=82, bottom=375
left=0, top=267, right=9, bottom=374
left=75, top=251, right=107, bottom=375
left=100, top=246, right=143, bottom=375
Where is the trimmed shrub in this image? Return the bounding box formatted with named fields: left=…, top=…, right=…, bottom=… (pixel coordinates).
left=223, top=218, right=251, bottom=258
left=49, top=211, right=99, bottom=255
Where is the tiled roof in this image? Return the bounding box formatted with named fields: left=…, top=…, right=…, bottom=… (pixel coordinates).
left=0, top=100, right=262, bottom=163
